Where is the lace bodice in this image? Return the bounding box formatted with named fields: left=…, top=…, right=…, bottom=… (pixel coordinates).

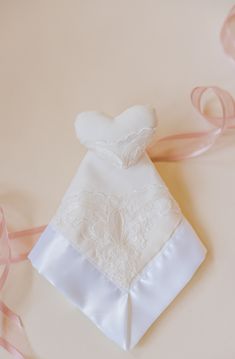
left=74, top=105, right=157, bottom=168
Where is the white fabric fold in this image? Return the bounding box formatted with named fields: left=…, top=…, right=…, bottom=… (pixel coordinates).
left=28, top=218, right=207, bottom=350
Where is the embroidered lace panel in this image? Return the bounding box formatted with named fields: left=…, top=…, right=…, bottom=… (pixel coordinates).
left=83, top=127, right=156, bottom=168
left=51, top=184, right=182, bottom=289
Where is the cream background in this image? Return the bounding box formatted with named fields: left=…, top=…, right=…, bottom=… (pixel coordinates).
left=0, top=0, right=235, bottom=358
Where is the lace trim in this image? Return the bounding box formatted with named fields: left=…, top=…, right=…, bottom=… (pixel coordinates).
left=83, top=127, right=156, bottom=168
left=51, top=184, right=182, bottom=289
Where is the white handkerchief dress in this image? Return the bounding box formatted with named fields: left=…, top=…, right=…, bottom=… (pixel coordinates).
left=28, top=105, right=207, bottom=350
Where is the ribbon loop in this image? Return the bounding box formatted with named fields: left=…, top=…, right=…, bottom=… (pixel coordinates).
left=147, top=86, right=235, bottom=162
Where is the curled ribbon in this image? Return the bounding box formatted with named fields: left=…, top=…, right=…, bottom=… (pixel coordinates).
left=147, top=86, right=235, bottom=161
left=1, top=4, right=235, bottom=358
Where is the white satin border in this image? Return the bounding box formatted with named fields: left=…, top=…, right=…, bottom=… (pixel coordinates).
left=28, top=218, right=207, bottom=350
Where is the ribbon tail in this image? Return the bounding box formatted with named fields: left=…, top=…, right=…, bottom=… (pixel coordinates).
left=0, top=337, right=26, bottom=359
left=0, top=301, right=23, bottom=328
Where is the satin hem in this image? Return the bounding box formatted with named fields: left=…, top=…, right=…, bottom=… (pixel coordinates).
left=28, top=218, right=207, bottom=350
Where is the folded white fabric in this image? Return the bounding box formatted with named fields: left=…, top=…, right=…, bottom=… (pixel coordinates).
left=28, top=105, right=207, bottom=350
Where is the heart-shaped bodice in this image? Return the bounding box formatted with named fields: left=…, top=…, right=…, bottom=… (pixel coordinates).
left=74, top=105, right=157, bottom=168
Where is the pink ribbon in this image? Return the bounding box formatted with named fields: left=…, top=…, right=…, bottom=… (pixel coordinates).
left=1, top=4, right=235, bottom=358
left=0, top=208, right=46, bottom=358
left=220, top=4, right=235, bottom=62
left=147, top=4, right=235, bottom=161
left=147, top=86, right=235, bottom=161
